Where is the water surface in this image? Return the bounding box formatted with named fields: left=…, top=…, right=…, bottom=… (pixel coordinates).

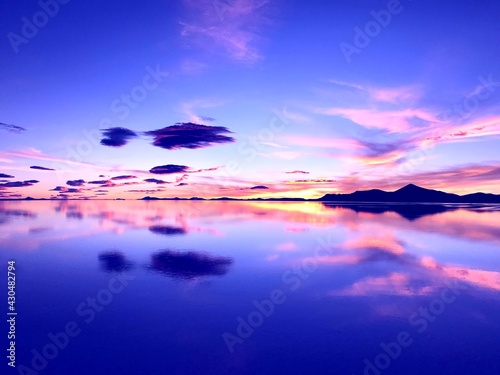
left=1, top=200, right=500, bottom=374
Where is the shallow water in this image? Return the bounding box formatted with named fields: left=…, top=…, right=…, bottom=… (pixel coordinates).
left=1, top=200, right=500, bottom=375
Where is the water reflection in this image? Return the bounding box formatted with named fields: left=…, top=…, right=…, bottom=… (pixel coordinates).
left=149, top=250, right=233, bottom=279
left=322, top=202, right=458, bottom=221
left=98, top=251, right=134, bottom=272
left=0, top=200, right=499, bottom=374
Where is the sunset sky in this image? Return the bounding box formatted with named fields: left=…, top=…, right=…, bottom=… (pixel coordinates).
left=1, top=0, right=500, bottom=199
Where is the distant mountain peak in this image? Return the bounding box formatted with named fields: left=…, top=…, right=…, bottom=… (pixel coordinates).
left=398, top=183, right=424, bottom=191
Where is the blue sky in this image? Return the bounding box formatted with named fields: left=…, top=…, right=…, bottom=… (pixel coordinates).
left=1, top=0, right=500, bottom=199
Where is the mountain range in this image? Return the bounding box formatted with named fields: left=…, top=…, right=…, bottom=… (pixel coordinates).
left=318, top=184, right=500, bottom=203
left=139, top=184, right=500, bottom=203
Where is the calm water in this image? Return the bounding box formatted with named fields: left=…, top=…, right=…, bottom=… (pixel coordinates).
left=1, top=200, right=500, bottom=375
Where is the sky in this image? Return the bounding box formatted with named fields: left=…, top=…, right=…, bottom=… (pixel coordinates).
left=1, top=0, right=500, bottom=200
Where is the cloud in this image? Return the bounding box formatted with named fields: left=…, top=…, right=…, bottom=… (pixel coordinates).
left=30, top=166, right=55, bottom=171
left=51, top=186, right=82, bottom=193
left=149, top=249, right=233, bottom=279
left=176, top=174, right=189, bottom=183
left=0, top=122, right=25, bottom=133
left=0, top=180, right=38, bottom=188
left=189, top=166, right=223, bottom=173
left=285, top=170, right=309, bottom=174
left=145, top=123, right=234, bottom=150
left=200, top=116, right=216, bottom=122
left=180, top=0, right=272, bottom=63
left=329, top=80, right=421, bottom=104
left=316, top=107, right=439, bottom=133
left=100, top=127, right=138, bottom=147
left=332, top=162, right=500, bottom=195
left=0, top=174, right=14, bottom=178
left=67, top=179, right=86, bottom=187
left=144, top=178, right=170, bottom=184
left=128, top=189, right=163, bottom=193
left=285, top=135, right=363, bottom=151
left=111, top=175, right=136, bottom=180
left=250, top=185, right=269, bottom=189
left=180, top=59, right=208, bottom=75
left=149, top=165, right=189, bottom=174
left=0, top=149, right=108, bottom=171
left=177, top=182, right=188, bottom=186
left=149, top=225, right=187, bottom=236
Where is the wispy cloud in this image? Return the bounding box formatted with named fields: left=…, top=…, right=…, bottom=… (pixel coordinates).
left=315, top=107, right=439, bottom=133
left=0, top=122, right=26, bottom=133
left=179, top=98, right=226, bottom=122
left=180, top=0, right=272, bottom=63
left=329, top=80, right=422, bottom=104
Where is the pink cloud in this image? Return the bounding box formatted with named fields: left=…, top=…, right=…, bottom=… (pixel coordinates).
left=275, top=242, right=298, bottom=252
left=329, top=80, right=421, bottom=103
left=316, top=107, right=440, bottom=133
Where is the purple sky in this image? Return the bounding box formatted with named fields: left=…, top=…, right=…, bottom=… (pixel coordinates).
left=1, top=0, right=500, bottom=199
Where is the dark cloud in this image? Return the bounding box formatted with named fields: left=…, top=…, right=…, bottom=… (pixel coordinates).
left=286, top=170, right=309, bottom=174
left=88, top=180, right=110, bottom=184
left=0, top=180, right=38, bottom=188
left=144, top=123, right=235, bottom=150
left=250, top=185, right=269, bottom=190
left=30, top=166, right=55, bottom=171
left=149, top=250, right=233, bottom=279
left=100, top=127, right=138, bottom=147
left=144, top=178, right=169, bottom=184
left=98, top=251, right=133, bottom=273
left=149, top=225, right=187, bottom=236
left=149, top=165, right=189, bottom=174
left=177, top=183, right=188, bottom=186
left=111, top=175, right=136, bottom=180
left=0, top=122, right=25, bottom=133
left=188, top=166, right=221, bottom=173
left=200, top=116, right=216, bottom=122
left=67, top=179, right=85, bottom=187
left=0, top=174, right=14, bottom=178
left=51, top=186, right=82, bottom=193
